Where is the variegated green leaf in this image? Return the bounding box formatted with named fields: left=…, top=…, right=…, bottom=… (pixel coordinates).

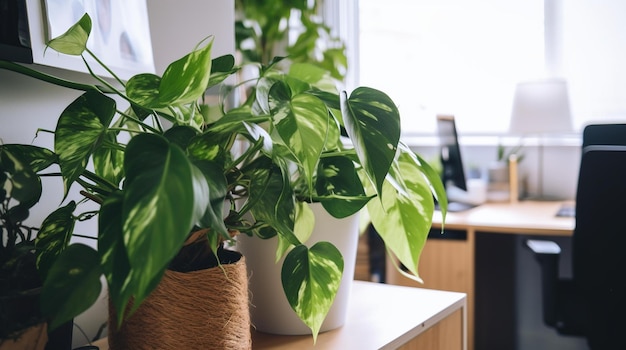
left=0, top=146, right=43, bottom=208
left=93, top=133, right=124, bottom=187
left=0, top=144, right=57, bottom=173
left=47, top=13, right=91, bottom=55
left=288, top=62, right=337, bottom=93
left=315, top=155, right=370, bottom=218
left=159, top=37, right=214, bottom=106
left=35, top=201, right=77, bottom=279
left=121, top=134, right=198, bottom=307
left=245, top=156, right=299, bottom=245
left=288, top=63, right=328, bottom=86
left=269, top=81, right=329, bottom=193
left=342, top=87, right=400, bottom=198
left=126, top=73, right=161, bottom=108
left=277, top=201, right=315, bottom=261
left=367, top=150, right=436, bottom=281
left=413, top=150, right=448, bottom=220
left=281, top=242, right=343, bottom=341
left=55, top=90, right=116, bottom=195
left=255, top=76, right=279, bottom=115
left=208, top=54, right=238, bottom=89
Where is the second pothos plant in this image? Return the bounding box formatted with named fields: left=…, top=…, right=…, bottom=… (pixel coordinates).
left=0, top=14, right=447, bottom=340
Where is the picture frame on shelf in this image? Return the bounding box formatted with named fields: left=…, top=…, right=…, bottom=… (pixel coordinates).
left=1, top=0, right=154, bottom=79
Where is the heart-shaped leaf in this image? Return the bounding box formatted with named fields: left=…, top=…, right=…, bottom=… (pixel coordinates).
left=159, top=37, right=214, bottom=106
left=41, top=243, right=102, bottom=330
left=47, top=13, right=91, bottom=56
left=55, top=90, right=116, bottom=196
left=269, top=81, right=329, bottom=193
left=342, top=87, right=400, bottom=198
left=35, top=201, right=77, bottom=279
left=281, top=242, right=344, bottom=341
left=315, top=155, right=370, bottom=218
left=245, top=156, right=299, bottom=245
left=0, top=144, right=57, bottom=173
left=0, top=146, right=43, bottom=208
left=367, top=149, right=436, bottom=281
left=208, top=54, right=238, bottom=89
left=121, top=134, right=199, bottom=307
left=126, top=73, right=161, bottom=108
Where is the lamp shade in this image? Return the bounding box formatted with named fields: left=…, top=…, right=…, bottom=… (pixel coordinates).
left=509, top=79, right=573, bottom=134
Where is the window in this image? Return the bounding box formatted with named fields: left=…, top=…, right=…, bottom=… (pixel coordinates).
left=357, top=0, right=544, bottom=135
left=561, top=1, right=626, bottom=129
left=325, top=1, right=626, bottom=137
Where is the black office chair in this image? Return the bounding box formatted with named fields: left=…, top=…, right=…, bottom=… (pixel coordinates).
left=582, top=123, right=626, bottom=148
left=526, top=144, right=626, bottom=349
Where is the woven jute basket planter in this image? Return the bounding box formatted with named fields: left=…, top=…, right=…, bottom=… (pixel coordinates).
left=108, top=231, right=251, bottom=350
left=0, top=323, right=47, bottom=350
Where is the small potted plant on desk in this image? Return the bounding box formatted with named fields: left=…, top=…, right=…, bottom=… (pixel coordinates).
left=0, top=145, right=73, bottom=349
left=0, top=13, right=447, bottom=348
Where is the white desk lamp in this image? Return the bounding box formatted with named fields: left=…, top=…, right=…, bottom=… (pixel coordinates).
left=509, top=78, right=573, bottom=198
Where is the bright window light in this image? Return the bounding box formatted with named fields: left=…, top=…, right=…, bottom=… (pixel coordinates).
left=358, top=0, right=544, bottom=135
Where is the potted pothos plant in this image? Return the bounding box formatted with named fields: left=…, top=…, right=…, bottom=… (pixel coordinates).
left=0, top=12, right=447, bottom=343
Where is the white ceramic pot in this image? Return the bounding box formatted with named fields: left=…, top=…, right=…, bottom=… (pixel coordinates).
left=237, top=202, right=360, bottom=335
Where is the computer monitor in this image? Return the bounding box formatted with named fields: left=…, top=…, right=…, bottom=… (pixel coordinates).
left=436, top=115, right=476, bottom=211
left=437, top=115, right=468, bottom=191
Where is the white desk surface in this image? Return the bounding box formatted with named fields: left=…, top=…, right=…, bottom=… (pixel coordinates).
left=252, top=281, right=466, bottom=349
left=432, top=200, right=575, bottom=236
left=92, top=281, right=466, bottom=350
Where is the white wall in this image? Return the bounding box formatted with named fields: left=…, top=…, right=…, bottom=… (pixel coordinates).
left=147, top=0, right=235, bottom=76
left=411, top=137, right=582, bottom=201
left=0, top=1, right=234, bottom=346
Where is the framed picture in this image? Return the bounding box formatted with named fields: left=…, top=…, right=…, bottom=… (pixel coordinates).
left=25, top=0, right=154, bottom=79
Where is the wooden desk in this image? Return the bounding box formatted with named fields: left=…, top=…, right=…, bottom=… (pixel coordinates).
left=386, top=200, right=575, bottom=350
left=91, top=281, right=467, bottom=350
left=433, top=200, right=574, bottom=235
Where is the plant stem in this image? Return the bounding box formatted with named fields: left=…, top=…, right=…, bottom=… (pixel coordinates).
left=116, top=110, right=161, bottom=134
left=0, top=60, right=113, bottom=93
left=79, top=190, right=104, bottom=205
left=72, top=233, right=97, bottom=240
left=80, top=170, right=118, bottom=192
left=229, top=135, right=263, bottom=169
left=81, top=55, right=127, bottom=99
left=85, top=48, right=126, bottom=87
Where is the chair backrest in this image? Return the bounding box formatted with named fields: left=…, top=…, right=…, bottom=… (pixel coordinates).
left=573, top=145, right=626, bottom=348
left=582, top=123, right=626, bottom=148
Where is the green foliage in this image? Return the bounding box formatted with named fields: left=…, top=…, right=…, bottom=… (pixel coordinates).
left=497, top=143, right=525, bottom=163
left=282, top=242, right=343, bottom=342
left=235, top=0, right=347, bottom=80
left=0, top=12, right=446, bottom=341
left=0, top=144, right=56, bottom=338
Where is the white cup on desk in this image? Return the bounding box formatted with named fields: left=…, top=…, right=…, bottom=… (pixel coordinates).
left=446, top=179, right=488, bottom=206
left=466, top=178, right=488, bottom=205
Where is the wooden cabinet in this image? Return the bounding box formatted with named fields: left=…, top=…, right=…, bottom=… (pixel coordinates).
left=384, top=201, right=574, bottom=350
